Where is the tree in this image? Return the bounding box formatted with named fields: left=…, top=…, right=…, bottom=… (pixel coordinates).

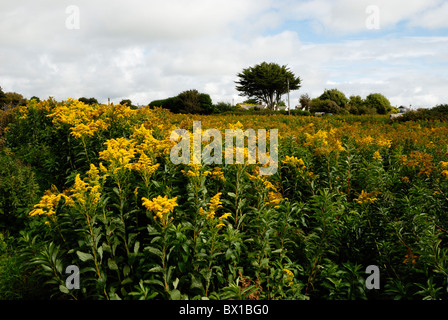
left=120, top=99, right=132, bottom=106
left=299, top=93, right=311, bottom=111
left=213, top=102, right=233, bottom=113
left=0, top=87, right=7, bottom=109
left=149, top=89, right=213, bottom=114
left=365, top=93, right=392, bottom=114
left=235, top=62, right=301, bottom=110
left=78, top=97, right=98, bottom=105
left=177, top=89, right=203, bottom=114
left=3, top=92, right=27, bottom=108
left=347, top=95, right=364, bottom=114
left=310, top=98, right=340, bottom=114
left=319, top=89, right=348, bottom=109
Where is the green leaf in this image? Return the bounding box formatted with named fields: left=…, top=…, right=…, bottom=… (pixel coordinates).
left=59, top=285, right=70, bottom=294
left=190, top=274, right=204, bottom=291
left=76, top=251, right=93, bottom=262
left=121, top=277, right=133, bottom=285
left=123, top=264, right=131, bottom=277
left=148, top=266, right=164, bottom=273
left=173, top=278, right=179, bottom=289
left=170, top=289, right=181, bottom=300
left=145, top=246, right=163, bottom=259
left=143, top=279, right=165, bottom=288
left=134, top=241, right=140, bottom=254
left=108, top=258, right=118, bottom=271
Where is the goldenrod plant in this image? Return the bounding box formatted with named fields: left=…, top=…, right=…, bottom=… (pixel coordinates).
left=1, top=99, right=448, bottom=300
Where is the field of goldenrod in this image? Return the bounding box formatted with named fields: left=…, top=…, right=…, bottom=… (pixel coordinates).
left=1, top=98, right=448, bottom=300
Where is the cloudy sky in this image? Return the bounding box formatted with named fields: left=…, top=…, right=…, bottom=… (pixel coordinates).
left=1, top=0, right=448, bottom=108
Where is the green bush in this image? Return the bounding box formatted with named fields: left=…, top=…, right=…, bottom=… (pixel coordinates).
left=0, top=150, right=40, bottom=233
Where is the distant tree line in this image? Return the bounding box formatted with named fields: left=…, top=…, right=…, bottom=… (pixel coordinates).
left=149, top=89, right=215, bottom=114
left=300, top=89, right=393, bottom=115
left=0, top=86, right=32, bottom=110
left=395, top=104, right=448, bottom=122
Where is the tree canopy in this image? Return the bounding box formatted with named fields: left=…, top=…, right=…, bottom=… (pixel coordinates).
left=149, top=89, right=213, bottom=114
left=319, top=89, right=348, bottom=109
left=365, top=93, right=392, bottom=114
left=235, top=62, right=301, bottom=110
left=78, top=97, right=98, bottom=105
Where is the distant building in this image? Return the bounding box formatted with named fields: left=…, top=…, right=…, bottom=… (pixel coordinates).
left=398, top=105, right=410, bottom=114
left=390, top=106, right=411, bottom=120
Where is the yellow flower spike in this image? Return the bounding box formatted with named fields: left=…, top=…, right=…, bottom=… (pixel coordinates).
left=142, top=195, right=178, bottom=228
left=283, top=269, right=294, bottom=287
left=354, top=190, right=378, bottom=204
left=99, top=162, right=108, bottom=173
left=207, top=192, right=223, bottom=214
left=219, top=212, right=232, bottom=220
left=133, top=187, right=140, bottom=198
left=29, top=187, right=64, bottom=217
left=442, top=170, right=448, bottom=179
left=265, top=191, right=284, bottom=208
left=99, top=137, right=136, bottom=174
left=282, top=156, right=305, bottom=168
left=373, top=150, right=383, bottom=162
left=210, top=167, right=226, bottom=182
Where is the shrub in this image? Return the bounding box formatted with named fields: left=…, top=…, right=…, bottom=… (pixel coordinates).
left=0, top=150, right=40, bottom=233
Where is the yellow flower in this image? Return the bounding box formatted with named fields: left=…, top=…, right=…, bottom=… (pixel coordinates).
left=206, top=192, right=223, bottom=219
left=219, top=212, right=232, bottom=220
left=402, top=176, right=410, bottom=183
left=373, top=150, right=383, bottom=162
left=132, top=152, right=160, bottom=176
left=354, top=190, right=378, bottom=204
left=440, top=161, right=448, bottom=169
left=142, top=195, right=178, bottom=228
left=282, top=156, right=305, bottom=169
left=99, top=137, right=136, bottom=174
left=403, top=250, right=418, bottom=264
left=67, top=174, right=102, bottom=209
left=377, top=138, right=392, bottom=148
left=283, top=269, right=294, bottom=287
left=181, top=164, right=205, bottom=179
left=265, top=191, right=284, bottom=208
left=29, top=187, right=63, bottom=217
left=442, top=170, right=448, bottom=179
left=210, top=167, right=226, bottom=182
left=199, top=193, right=231, bottom=229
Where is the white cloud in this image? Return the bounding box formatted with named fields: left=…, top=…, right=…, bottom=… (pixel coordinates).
left=408, top=1, right=448, bottom=29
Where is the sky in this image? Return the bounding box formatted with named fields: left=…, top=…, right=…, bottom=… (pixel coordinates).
left=1, top=0, right=448, bottom=109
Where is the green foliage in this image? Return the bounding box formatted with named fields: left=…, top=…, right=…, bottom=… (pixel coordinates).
left=319, top=89, right=349, bottom=109
left=149, top=90, right=213, bottom=114
left=365, top=93, right=392, bottom=115
left=78, top=97, right=99, bottom=105
left=299, top=93, right=311, bottom=111
left=397, top=104, right=448, bottom=122
left=310, top=98, right=341, bottom=114
left=0, top=86, right=7, bottom=109
left=0, top=151, right=40, bottom=232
